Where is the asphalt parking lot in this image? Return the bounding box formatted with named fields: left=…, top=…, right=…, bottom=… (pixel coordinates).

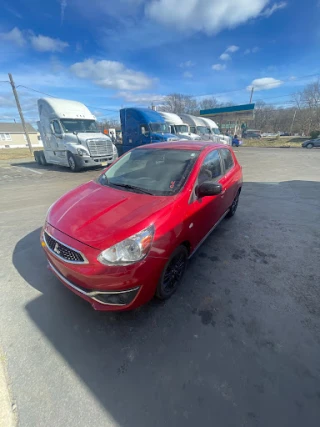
left=1, top=148, right=320, bottom=427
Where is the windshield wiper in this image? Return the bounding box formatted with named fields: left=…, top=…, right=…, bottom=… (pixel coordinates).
left=110, top=182, right=153, bottom=195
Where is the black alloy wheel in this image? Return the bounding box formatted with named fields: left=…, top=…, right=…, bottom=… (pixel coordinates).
left=156, top=246, right=188, bottom=300
left=226, top=191, right=240, bottom=218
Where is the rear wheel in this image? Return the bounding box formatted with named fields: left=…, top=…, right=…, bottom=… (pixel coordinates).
left=34, top=151, right=41, bottom=165
left=39, top=151, right=47, bottom=166
left=156, top=246, right=188, bottom=300
left=306, top=143, right=314, bottom=149
left=67, top=152, right=80, bottom=172
left=226, top=190, right=240, bottom=218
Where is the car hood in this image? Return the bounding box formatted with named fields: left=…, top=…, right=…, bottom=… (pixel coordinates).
left=47, top=180, right=174, bottom=250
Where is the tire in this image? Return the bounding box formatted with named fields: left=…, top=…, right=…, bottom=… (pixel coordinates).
left=67, top=152, right=80, bottom=172
left=226, top=190, right=240, bottom=218
left=156, top=246, right=188, bottom=300
left=39, top=151, right=47, bottom=166
left=306, top=143, right=314, bottom=149
left=34, top=151, right=41, bottom=165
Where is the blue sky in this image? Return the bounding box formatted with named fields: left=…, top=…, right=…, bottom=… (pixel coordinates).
left=0, top=0, right=319, bottom=124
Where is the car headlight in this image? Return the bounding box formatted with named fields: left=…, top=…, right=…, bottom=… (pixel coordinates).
left=98, top=225, right=155, bottom=266
left=77, top=148, right=89, bottom=156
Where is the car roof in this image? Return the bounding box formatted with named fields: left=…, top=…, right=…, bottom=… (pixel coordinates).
left=136, top=141, right=228, bottom=151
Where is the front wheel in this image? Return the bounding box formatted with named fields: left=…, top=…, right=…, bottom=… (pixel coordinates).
left=67, top=153, right=80, bottom=172
left=156, top=246, right=188, bottom=300
left=306, top=143, right=314, bottom=149
left=226, top=191, right=240, bottom=218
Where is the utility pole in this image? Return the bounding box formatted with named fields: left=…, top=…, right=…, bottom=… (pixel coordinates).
left=290, top=110, right=297, bottom=135
left=249, top=86, right=254, bottom=103
left=8, top=73, right=33, bottom=154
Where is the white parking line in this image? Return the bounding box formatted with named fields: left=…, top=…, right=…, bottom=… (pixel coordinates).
left=12, top=166, right=42, bottom=175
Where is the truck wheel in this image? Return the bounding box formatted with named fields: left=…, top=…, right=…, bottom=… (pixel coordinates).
left=67, top=152, right=80, bottom=172
left=39, top=152, right=47, bottom=166
left=34, top=151, right=41, bottom=165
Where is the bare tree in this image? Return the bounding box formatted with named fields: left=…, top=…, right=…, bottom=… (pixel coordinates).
left=199, top=97, right=219, bottom=111
left=159, top=93, right=198, bottom=115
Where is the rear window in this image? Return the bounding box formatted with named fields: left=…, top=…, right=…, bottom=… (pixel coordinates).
left=220, top=149, right=234, bottom=172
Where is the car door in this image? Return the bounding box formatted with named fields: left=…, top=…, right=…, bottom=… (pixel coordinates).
left=315, top=138, right=320, bottom=147
left=218, top=148, right=238, bottom=210
left=185, top=148, right=226, bottom=252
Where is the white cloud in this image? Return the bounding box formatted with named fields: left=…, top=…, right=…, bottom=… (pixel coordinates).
left=30, top=34, right=69, bottom=52
left=247, top=77, right=283, bottom=91
left=244, top=46, right=260, bottom=54
left=212, top=64, right=226, bottom=71
left=0, top=96, right=15, bottom=108
left=60, top=0, right=67, bottom=24
left=260, top=1, right=287, bottom=17
left=226, top=45, right=239, bottom=53
left=183, top=71, right=193, bottom=78
left=220, top=53, right=231, bottom=61
left=180, top=60, right=195, bottom=68
left=0, top=27, right=26, bottom=47
left=70, top=59, right=155, bottom=91
left=289, top=76, right=297, bottom=81
left=117, top=91, right=166, bottom=104
left=146, top=0, right=270, bottom=34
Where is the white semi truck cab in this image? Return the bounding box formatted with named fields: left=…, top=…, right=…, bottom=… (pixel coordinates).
left=158, top=112, right=201, bottom=140
left=35, top=98, right=118, bottom=171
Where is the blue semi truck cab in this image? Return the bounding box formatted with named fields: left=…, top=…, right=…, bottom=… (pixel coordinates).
left=117, top=108, right=179, bottom=155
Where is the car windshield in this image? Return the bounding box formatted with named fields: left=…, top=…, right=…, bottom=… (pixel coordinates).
left=175, top=125, right=189, bottom=133
left=60, top=119, right=99, bottom=133
left=99, top=149, right=200, bottom=196
left=197, top=126, right=210, bottom=135
left=150, top=123, right=171, bottom=133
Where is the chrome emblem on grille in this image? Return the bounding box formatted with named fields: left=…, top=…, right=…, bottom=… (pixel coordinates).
left=53, top=242, right=61, bottom=255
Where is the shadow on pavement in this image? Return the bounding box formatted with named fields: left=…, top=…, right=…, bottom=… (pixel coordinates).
left=12, top=180, right=320, bottom=427
left=11, top=161, right=104, bottom=174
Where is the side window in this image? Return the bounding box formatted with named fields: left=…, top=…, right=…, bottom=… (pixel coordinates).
left=52, top=120, right=62, bottom=135
left=220, top=149, right=234, bottom=172
left=140, top=124, right=149, bottom=136
left=198, top=149, right=222, bottom=184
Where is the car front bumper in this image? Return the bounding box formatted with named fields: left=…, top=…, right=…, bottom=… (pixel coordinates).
left=41, top=224, right=167, bottom=311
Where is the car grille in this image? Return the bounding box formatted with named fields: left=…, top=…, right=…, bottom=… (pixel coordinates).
left=44, top=232, right=86, bottom=263
left=86, top=139, right=113, bottom=157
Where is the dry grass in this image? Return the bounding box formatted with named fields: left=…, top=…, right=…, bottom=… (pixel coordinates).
left=0, top=148, right=33, bottom=161
left=242, top=136, right=305, bottom=148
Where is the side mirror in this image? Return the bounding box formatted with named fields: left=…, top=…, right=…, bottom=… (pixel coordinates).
left=196, top=181, right=222, bottom=198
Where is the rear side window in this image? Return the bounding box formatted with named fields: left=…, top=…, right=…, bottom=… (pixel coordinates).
left=198, top=149, right=222, bottom=183
left=220, top=149, right=234, bottom=172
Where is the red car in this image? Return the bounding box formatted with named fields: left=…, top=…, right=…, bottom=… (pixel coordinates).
left=41, top=141, right=242, bottom=311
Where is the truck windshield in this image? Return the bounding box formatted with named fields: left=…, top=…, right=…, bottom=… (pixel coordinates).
left=150, top=123, right=171, bottom=133
left=98, top=148, right=200, bottom=196
left=175, top=125, right=189, bottom=133
left=212, top=128, right=221, bottom=135
left=197, top=126, right=210, bottom=135
left=60, top=119, right=99, bottom=133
